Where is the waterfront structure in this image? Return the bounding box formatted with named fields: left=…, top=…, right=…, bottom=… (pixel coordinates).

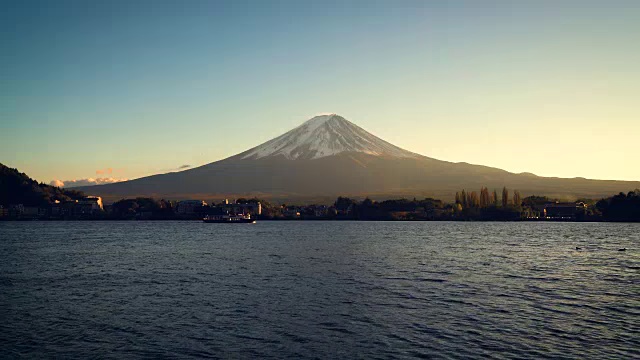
left=223, top=202, right=262, bottom=216
left=543, top=202, right=587, bottom=220
left=176, top=200, right=207, bottom=215
left=283, top=207, right=301, bottom=218
left=203, top=213, right=256, bottom=223
left=78, top=196, right=104, bottom=213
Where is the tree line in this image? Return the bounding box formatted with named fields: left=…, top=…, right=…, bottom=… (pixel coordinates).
left=596, top=190, right=640, bottom=222
left=455, top=187, right=522, bottom=209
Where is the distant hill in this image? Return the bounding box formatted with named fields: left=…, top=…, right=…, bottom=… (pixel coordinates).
left=66, top=114, right=639, bottom=203
left=0, top=163, right=85, bottom=206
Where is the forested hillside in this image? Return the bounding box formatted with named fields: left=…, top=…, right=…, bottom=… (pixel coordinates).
left=0, top=163, right=85, bottom=206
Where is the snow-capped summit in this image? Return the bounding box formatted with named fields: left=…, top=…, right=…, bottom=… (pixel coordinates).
left=241, top=114, right=419, bottom=160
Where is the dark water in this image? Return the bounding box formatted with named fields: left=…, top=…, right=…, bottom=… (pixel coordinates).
left=0, top=221, right=638, bottom=359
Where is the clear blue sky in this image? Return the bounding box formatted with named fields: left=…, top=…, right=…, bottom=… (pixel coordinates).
left=2, top=0, right=639, bottom=184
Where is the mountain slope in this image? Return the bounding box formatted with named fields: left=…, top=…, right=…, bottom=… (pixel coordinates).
left=0, top=163, right=85, bottom=206
left=239, top=114, right=418, bottom=160
left=76, top=115, right=640, bottom=203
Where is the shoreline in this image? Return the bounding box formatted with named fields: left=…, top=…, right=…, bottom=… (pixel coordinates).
left=1, top=218, right=637, bottom=223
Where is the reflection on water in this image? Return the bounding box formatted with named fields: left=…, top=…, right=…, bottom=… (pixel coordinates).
left=0, top=221, right=638, bottom=358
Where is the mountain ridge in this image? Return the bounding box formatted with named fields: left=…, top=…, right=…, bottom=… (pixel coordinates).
left=74, top=114, right=640, bottom=203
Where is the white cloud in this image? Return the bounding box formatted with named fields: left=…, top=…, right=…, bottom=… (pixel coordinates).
left=49, top=177, right=128, bottom=188
left=50, top=179, right=65, bottom=187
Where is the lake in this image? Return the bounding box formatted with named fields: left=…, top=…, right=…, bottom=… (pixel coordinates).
left=0, top=221, right=638, bottom=359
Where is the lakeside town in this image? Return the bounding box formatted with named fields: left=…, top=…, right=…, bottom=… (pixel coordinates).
left=2, top=190, right=639, bottom=222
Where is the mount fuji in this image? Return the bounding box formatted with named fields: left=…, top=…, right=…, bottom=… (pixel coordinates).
left=240, top=114, right=418, bottom=160
left=79, top=114, right=640, bottom=203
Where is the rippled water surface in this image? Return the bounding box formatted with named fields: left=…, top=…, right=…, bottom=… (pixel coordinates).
left=1, top=221, right=638, bottom=359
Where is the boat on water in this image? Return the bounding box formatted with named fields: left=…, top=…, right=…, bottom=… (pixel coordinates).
left=203, top=213, right=256, bottom=223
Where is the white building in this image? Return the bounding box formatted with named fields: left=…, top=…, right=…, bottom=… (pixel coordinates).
left=78, top=196, right=103, bottom=211
left=176, top=200, right=207, bottom=214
